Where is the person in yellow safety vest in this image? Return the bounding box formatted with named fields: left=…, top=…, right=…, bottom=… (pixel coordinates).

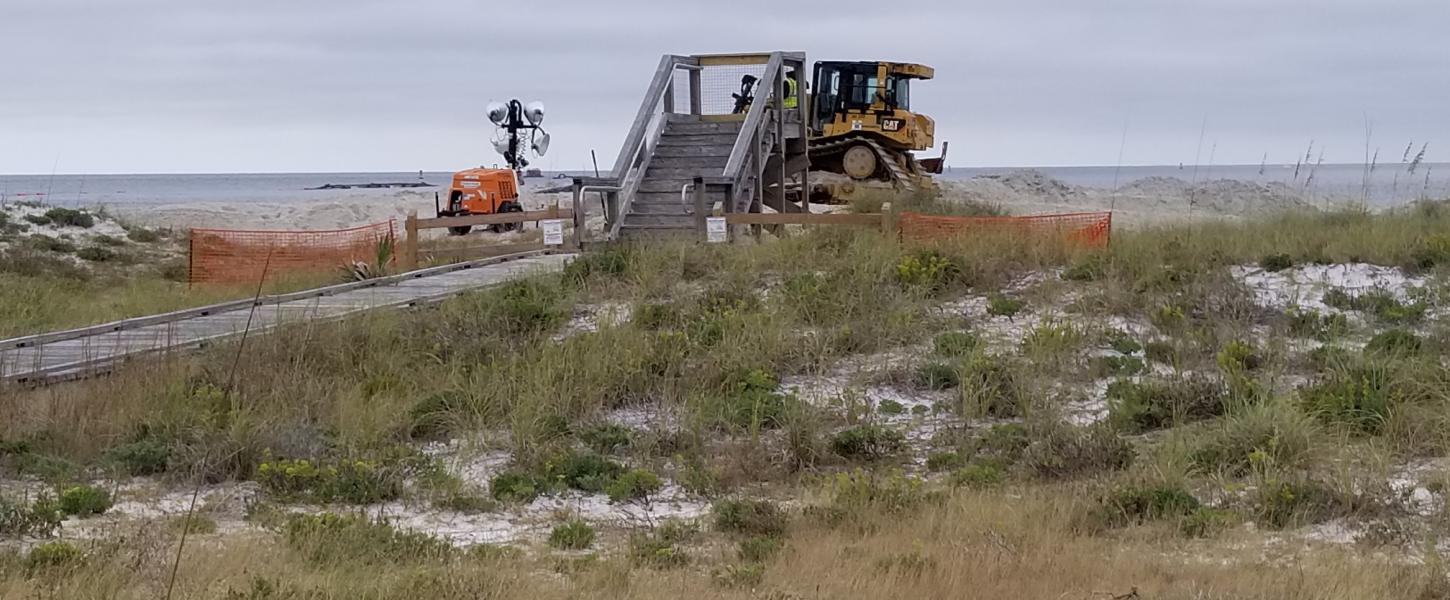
left=783, top=74, right=799, bottom=109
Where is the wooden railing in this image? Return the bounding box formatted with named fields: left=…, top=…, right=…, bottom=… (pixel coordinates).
left=401, top=205, right=580, bottom=270
left=603, top=54, right=698, bottom=241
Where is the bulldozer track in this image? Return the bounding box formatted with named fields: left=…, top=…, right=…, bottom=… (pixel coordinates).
left=810, top=135, right=916, bottom=192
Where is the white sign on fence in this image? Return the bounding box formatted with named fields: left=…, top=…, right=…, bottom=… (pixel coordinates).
left=542, top=219, right=564, bottom=246
left=706, top=217, right=728, bottom=243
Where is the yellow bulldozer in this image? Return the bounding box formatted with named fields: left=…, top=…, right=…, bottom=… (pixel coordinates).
left=805, top=60, right=945, bottom=201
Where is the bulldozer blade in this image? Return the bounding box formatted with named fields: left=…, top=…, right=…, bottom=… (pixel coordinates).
left=918, top=141, right=948, bottom=174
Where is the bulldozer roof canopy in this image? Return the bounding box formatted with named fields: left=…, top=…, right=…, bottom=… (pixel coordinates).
left=816, top=61, right=934, bottom=80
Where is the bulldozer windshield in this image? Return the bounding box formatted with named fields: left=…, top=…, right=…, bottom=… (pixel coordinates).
left=887, top=75, right=910, bottom=110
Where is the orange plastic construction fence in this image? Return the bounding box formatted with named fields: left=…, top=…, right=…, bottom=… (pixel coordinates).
left=896, top=211, right=1113, bottom=248
left=188, top=220, right=396, bottom=284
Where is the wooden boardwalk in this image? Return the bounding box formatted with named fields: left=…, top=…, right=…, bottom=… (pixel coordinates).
left=0, top=251, right=574, bottom=384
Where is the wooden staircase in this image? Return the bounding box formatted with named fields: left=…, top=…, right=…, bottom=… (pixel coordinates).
left=618, top=116, right=741, bottom=239
left=579, top=52, right=811, bottom=242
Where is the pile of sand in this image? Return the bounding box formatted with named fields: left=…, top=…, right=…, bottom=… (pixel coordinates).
left=1115, top=176, right=1311, bottom=214
left=941, top=170, right=1314, bottom=226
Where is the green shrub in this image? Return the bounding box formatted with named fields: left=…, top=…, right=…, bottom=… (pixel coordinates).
left=1308, top=345, right=1353, bottom=371
left=1022, top=423, right=1133, bottom=479
left=1189, top=400, right=1317, bottom=474
left=895, top=250, right=957, bottom=290
left=578, top=423, right=634, bottom=454
left=606, top=468, right=663, bottom=502
left=1252, top=478, right=1344, bottom=529
left=1105, top=330, right=1142, bottom=355
left=104, top=437, right=170, bottom=476
left=914, top=362, right=959, bottom=390
left=490, top=469, right=544, bottom=503
left=1298, top=361, right=1396, bottom=434
left=284, top=513, right=454, bottom=565
left=58, top=485, right=112, bottom=517
left=490, top=278, right=568, bottom=335
left=1258, top=253, right=1294, bottom=272
left=629, top=521, right=696, bottom=568
left=1179, top=507, right=1235, bottom=537
left=925, top=451, right=965, bottom=472
left=0, top=494, right=63, bottom=537
left=932, top=331, right=978, bottom=357
left=255, top=457, right=400, bottom=504
left=824, top=469, right=933, bottom=515
left=406, top=391, right=465, bottom=440
left=23, top=214, right=51, bottom=226
left=677, top=454, right=722, bottom=496
left=44, top=208, right=95, bottom=228
left=1144, top=341, right=1178, bottom=365
left=830, top=425, right=905, bottom=460
left=950, top=460, right=1007, bottom=487
left=1149, top=304, right=1186, bottom=332
left=877, top=398, right=906, bottom=416
left=955, top=354, right=1025, bottom=418
left=1108, top=377, right=1226, bottom=433
left=27, top=236, right=75, bottom=253
left=1093, top=481, right=1201, bottom=528
left=736, top=535, right=782, bottom=562
left=1287, top=307, right=1349, bottom=340
left=93, top=234, right=125, bottom=246
left=1323, top=288, right=1427, bottom=324
left=633, top=302, right=683, bottom=330
left=977, top=423, right=1030, bottom=460
left=562, top=245, right=631, bottom=284
left=711, top=369, right=802, bottom=432
left=1094, top=355, right=1145, bottom=377
left=1410, top=234, right=1450, bottom=270
left=545, top=452, right=627, bottom=494
left=1216, top=340, right=1263, bottom=373
left=986, top=293, right=1025, bottom=317
left=1021, top=320, right=1085, bottom=360
left=1364, top=328, right=1424, bottom=358
left=126, top=227, right=161, bottom=243
left=713, top=498, right=787, bottom=537
left=548, top=518, right=596, bottom=550
left=1062, top=254, right=1107, bottom=281
left=23, top=541, right=81, bottom=572
left=76, top=246, right=116, bottom=262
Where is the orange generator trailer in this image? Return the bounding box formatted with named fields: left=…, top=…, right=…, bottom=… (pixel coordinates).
left=437, top=168, right=524, bottom=235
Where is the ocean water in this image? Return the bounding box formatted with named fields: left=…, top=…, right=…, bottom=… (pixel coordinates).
left=2, top=164, right=1446, bottom=208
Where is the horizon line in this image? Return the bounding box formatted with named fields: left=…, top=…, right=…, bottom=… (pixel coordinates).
left=4, top=161, right=1448, bottom=178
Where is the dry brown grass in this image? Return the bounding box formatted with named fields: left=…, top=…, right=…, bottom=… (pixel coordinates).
left=1, top=487, right=1438, bottom=599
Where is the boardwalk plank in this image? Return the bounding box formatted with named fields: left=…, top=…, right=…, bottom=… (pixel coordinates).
left=0, top=253, right=574, bottom=383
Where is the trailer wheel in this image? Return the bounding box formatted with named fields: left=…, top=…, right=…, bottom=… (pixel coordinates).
left=489, top=203, right=525, bottom=233
left=448, top=226, right=472, bottom=236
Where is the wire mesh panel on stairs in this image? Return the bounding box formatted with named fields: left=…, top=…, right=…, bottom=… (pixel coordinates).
left=188, top=220, right=396, bottom=284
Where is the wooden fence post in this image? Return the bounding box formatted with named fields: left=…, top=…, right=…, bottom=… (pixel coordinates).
left=880, top=202, right=895, bottom=238
left=404, top=211, right=419, bottom=270
left=570, top=179, right=585, bottom=250
left=693, top=176, right=707, bottom=243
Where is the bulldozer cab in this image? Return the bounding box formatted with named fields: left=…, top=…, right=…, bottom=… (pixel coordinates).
left=810, top=61, right=935, bottom=153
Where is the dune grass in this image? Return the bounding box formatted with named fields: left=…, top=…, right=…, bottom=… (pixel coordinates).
left=2, top=201, right=1450, bottom=597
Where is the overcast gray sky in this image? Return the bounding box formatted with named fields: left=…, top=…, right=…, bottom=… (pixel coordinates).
left=2, top=0, right=1445, bottom=174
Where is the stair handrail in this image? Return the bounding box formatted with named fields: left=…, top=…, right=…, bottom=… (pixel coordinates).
left=605, top=54, right=691, bottom=241
left=720, top=52, right=784, bottom=211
